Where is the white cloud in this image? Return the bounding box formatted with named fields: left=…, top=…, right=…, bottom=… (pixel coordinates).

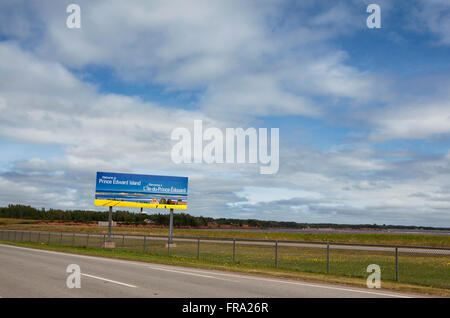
left=369, top=99, right=450, bottom=141
left=0, top=2, right=449, bottom=226
left=231, top=186, right=322, bottom=206
left=0, top=0, right=383, bottom=118
left=414, top=0, right=450, bottom=45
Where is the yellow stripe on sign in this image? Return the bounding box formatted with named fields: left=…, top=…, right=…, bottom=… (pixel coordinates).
left=94, top=199, right=187, bottom=209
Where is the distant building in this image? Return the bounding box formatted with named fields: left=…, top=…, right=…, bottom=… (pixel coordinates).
left=98, top=221, right=117, bottom=227
left=177, top=200, right=187, bottom=205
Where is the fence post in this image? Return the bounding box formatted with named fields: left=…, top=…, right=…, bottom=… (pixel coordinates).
left=197, top=238, right=200, bottom=260
left=122, top=234, right=125, bottom=248
left=59, top=232, right=63, bottom=245
left=14, top=230, right=17, bottom=241
left=395, top=247, right=399, bottom=282
left=274, top=240, right=279, bottom=267
left=47, top=232, right=51, bottom=245
left=168, top=237, right=170, bottom=256
left=143, top=236, right=147, bottom=253
left=233, top=239, right=236, bottom=264
left=37, top=232, right=40, bottom=243
left=72, top=232, right=75, bottom=246
left=327, top=243, right=330, bottom=274
left=103, top=234, right=106, bottom=247
left=21, top=231, right=24, bottom=241
left=86, top=233, right=90, bottom=248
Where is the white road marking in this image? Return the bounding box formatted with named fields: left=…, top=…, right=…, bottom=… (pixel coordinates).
left=146, top=265, right=240, bottom=283
left=149, top=266, right=412, bottom=298
left=81, top=273, right=137, bottom=288
left=0, top=244, right=416, bottom=298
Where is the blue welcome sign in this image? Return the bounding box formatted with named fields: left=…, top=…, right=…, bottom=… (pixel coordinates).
left=95, top=171, right=188, bottom=209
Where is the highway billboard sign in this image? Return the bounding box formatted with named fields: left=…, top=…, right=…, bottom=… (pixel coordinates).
left=95, top=171, right=188, bottom=209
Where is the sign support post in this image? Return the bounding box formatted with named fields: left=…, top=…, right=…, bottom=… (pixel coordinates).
left=108, top=206, right=112, bottom=242
left=169, top=208, right=174, bottom=244
left=103, top=206, right=116, bottom=248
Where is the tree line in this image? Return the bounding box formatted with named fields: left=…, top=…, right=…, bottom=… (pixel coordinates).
left=0, top=204, right=209, bottom=226
left=0, top=204, right=447, bottom=230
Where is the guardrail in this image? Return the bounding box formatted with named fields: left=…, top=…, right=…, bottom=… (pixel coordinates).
left=1, top=229, right=449, bottom=289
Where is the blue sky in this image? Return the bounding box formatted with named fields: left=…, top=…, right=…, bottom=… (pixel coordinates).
left=0, top=0, right=449, bottom=226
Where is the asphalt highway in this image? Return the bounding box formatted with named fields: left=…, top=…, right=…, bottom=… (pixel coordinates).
left=0, top=244, right=418, bottom=298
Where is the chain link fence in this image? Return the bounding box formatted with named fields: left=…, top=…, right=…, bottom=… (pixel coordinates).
left=1, top=229, right=449, bottom=289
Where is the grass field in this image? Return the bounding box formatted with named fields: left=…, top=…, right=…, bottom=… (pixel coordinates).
left=0, top=218, right=41, bottom=225
left=1, top=218, right=449, bottom=247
